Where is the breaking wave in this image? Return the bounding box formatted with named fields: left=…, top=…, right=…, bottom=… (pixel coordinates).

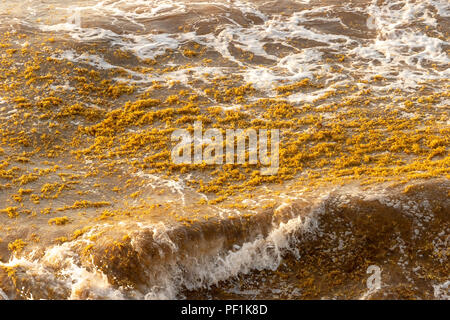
left=1, top=179, right=448, bottom=300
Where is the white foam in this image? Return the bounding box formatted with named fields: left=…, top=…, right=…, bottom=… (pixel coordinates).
left=0, top=227, right=126, bottom=300
left=143, top=213, right=318, bottom=299
left=433, top=281, right=450, bottom=300
left=30, top=0, right=448, bottom=96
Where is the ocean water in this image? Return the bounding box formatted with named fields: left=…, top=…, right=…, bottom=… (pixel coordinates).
left=0, top=0, right=448, bottom=299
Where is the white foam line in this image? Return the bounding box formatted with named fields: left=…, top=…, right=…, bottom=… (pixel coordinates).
left=143, top=213, right=318, bottom=299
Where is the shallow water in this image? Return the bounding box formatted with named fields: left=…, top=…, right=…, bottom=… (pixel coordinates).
left=0, top=0, right=448, bottom=299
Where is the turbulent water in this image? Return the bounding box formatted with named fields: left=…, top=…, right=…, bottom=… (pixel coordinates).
left=0, top=0, right=448, bottom=300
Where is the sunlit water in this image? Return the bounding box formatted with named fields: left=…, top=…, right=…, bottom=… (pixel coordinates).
left=0, top=0, right=448, bottom=299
